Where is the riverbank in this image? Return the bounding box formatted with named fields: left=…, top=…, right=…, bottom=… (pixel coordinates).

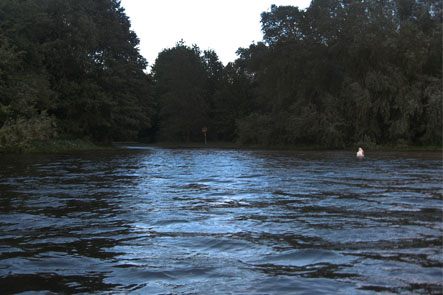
left=144, top=141, right=442, bottom=152
left=2, top=139, right=441, bottom=154
left=0, top=139, right=107, bottom=154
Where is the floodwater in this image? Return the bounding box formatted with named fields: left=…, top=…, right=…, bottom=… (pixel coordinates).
left=0, top=147, right=442, bottom=294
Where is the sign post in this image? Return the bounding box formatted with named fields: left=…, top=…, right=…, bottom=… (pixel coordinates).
left=202, top=127, right=207, bottom=145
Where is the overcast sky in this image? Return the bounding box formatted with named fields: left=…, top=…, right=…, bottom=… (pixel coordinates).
left=120, top=0, right=311, bottom=68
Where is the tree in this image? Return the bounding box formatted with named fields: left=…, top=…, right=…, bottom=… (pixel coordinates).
left=152, top=41, right=209, bottom=142
left=0, top=0, right=153, bottom=145
left=233, top=0, right=442, bottom=147
left=212, top=62, right=254, bottom=141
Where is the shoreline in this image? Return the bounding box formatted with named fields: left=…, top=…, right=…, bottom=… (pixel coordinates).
left=1, top=139, right=441, bottom=154
left=0, top=139, right=109, bottom=154
left=119, top=141, right=443, bottom=153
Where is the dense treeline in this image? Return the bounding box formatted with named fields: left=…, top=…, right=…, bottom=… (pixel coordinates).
left=153, top=0, right=442, bottom=147
left=0, top=0, right=152, bottom=151
left=233, top=0, right=442, bottom=148
left=0, top=0, right=441, bottom=151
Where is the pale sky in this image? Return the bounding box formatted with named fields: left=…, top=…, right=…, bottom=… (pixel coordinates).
left=120, top=0, right=311, bottom=68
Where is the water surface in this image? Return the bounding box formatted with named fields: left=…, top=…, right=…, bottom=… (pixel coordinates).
left=0, top=147, right=442, bottom=294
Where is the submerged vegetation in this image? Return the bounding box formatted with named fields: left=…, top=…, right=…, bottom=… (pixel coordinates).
left=0, top=0, right=441, bottom=152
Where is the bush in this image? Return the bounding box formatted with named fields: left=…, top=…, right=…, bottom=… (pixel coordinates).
left=236, top=113, right=272, bottom=145
left=0, top=112, right=57, bottom=153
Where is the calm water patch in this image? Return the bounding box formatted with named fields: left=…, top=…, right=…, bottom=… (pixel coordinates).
left=0, top=147, right=442, bottom=294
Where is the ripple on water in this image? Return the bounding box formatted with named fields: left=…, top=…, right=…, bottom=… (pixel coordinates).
left=0, top=148, right=441, bottom=294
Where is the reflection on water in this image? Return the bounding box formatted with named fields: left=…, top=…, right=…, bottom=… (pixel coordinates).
left=0, top=148, right=442, bottom=294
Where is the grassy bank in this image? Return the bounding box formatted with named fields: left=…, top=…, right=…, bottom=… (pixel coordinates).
left=368, top=145, right=442, bottom=152
left=0, top=139, right=107, bottom=154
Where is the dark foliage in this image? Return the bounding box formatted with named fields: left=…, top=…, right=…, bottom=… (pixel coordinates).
left=1, top=0, right=441, bottom=149
left=235, top=0, right=442, bottom=147
left=0, top=0, right=153, bottom=148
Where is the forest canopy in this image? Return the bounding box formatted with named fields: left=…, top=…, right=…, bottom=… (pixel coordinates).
left=0, top=0, right=153, bottom=151
left=0, top=0, right=441, bottom=151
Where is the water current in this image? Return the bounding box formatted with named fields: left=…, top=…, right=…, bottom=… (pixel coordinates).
left=0, top=147, right=442, bottom=294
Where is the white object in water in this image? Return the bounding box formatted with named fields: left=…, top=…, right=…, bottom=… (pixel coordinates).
left=356, top=147, right=365, bottom=159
